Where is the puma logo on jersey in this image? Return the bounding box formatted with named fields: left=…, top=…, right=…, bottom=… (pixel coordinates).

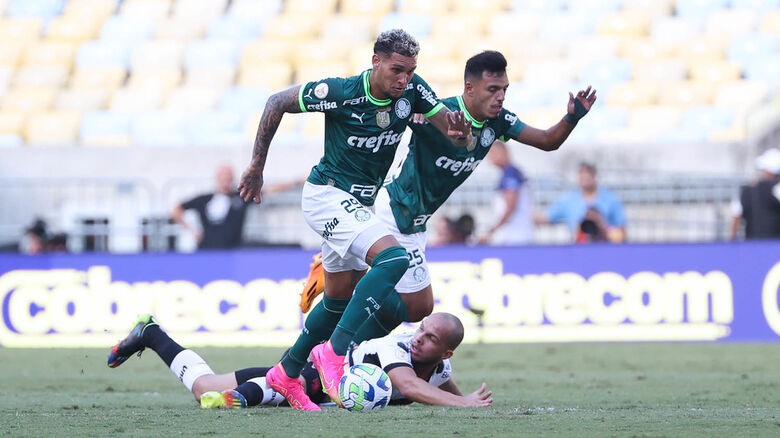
left=351, top=112, right=365, bottom=123
left=435, top=156, right=482, bottom=176
left=346, top=130, right=404, bottom=153
left=304, top=88, right=314, bottom=99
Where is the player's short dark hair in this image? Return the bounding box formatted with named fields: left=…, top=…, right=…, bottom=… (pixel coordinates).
left=579, top=161, right=597, bottom=175
left=374, top=29, right=420, bottom=58
left=432, top=312, right=465, bottom=350
left=464, top=50, right=507, bottom=82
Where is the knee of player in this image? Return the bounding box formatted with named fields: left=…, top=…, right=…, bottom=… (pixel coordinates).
left=371, top=245, right=410, bottom=276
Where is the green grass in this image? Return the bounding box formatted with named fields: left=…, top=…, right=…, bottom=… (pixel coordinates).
left=1, top=343, right=780, bottom=437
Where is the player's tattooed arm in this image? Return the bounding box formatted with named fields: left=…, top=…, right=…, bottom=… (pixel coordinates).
left=514, top=86, right=597, bottom=152
left=426, top=110, right=473, bottom=148
left=238, top=85, right=303, bottom=204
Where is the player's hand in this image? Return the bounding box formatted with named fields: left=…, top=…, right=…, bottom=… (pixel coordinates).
left=238, top=166, right=265, bottom=204
left=461, top=382, right=493, bottom=407
left=446, top=110, right=472, bottom=141
left=568, top=86, right=597, bottom=116
left=412, top=113, right=427, bottom=124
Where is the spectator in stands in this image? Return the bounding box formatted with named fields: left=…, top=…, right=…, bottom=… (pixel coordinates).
left=172, top=165, right=249, bottom=250
left=730, top=148, right=780, bottom=240
left=479, top=140, right=534, bottom=245
left=429, top=214, right=475, bottom=247
left=536, top=162, right=627, bottom=243
left=20, top=218, right=67, bottom=254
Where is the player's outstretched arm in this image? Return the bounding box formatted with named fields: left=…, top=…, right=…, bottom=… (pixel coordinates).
left=513, top=86, right=597, bottom=152
left=426, top=109, right=473, bottom=147
left=238, top=85, right=303, bottom=204
left=388, top=367, right=492, bottom=407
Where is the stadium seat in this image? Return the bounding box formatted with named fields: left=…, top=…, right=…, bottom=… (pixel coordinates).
left=76, top=41, right=134, bottom=68
left=416, top=37, right=460, bottom=61
left=658, top=80, right=713, bottom=107
left=7, top=0, right=64, bottom=19
left=0, top=44, right=23, bottom=67
left=680, top=105, right=734, bottom=132
left=452, top=0, right=508, bottom=15
left=580, top=57, right=632, bottom=90
left=341, top=0, right=393, bottom=17
left=79, top=110, right=132, bottom=146
left=164, top=87, right=220, bottom=112
left=511, top=0, right=565, bottom=12
left=187, top=109, right=246, bottom=146
left=504, top=81, right=576, bottom=112
left=744, top=54, right=780, bottom=85
left=119, top=0, right=171, bottom=20
left=567, top=35, right=621, bottom=61
left=24, top=110, right=81, bottom=146
left=379, top=13, right=432, bottom=38
left=522, top=58, right=579, bottom=84
left=732, top=0, right=780, bottom=13
left=237, top=63, right=292, bottom=89
left=679, top=36, right=726, bottom=62
left=284, top=0, right=337, bottom=15
left=22, top=41, right=78, bottom=67
left=183, top=66, right=235, bottom=89
left=100, top=16, right=157, bottom=42
left=218, top=86, right=270, bottom=114
left=688, top=60, right=741, bottom=84
left=295, top=61, right=350, bottom=84
left=705, top=9, right=759, bottom=38
left=761, top=11, right=780, bottom=34
left=568, top=105, right=629, bottom=140
left=126, top=69, right=181, bottom=93
left=454, top=36, right=514, bottom=64
left=627, top=105, right=683, bottom=134
left=241, top=39, right=294, bottom=66
left=397, top=0, right=451, bottom=14
left=597, top=11, right=650, bottom=37
left=487, top=13, right=541, bottom=40
left=0, top=134, right=23, bottom=147
left=292, top=40, right=350, bottom=67
left=12, top=65, right=69, bottom=88
left=131, top=110, right=187, bottom=146
left=54, top=89, right=108, bottom=111
left=64, top=0, right=117, bottom=20
left=130, top=40, right=185, bottom=71
left=714, top=80, right=769, bottom=113
left=0, top=66, right=12, bottom=95
left=207, top=15, right=263, bottom=40
left=0, top=87, right=55, bottom=112
left=0, top=18, right=43, bottom=41
left=70, top=66, right=127, bottom=91
left=109, top=87, right=163, bottom=112
left=415, top=59, right=463, bottom=86
left=650, top=17, right=704, bottom=43
left=675, top=0, right=729, bottom=19
left=619, top=37, right=677, bottom=61
left=606, top=81, right=659, bottom=107
left=727, top=33, right=779, bottom=69
left=320, top=15, right=376, bottom=42
left=263, top=14, right=320, bottom=39
left=228, top=0, right=283, bottom=20
left=0, top=111, right=26, bottom=136
left=567, top=0, right=622, bottom=13
left=622, top=0, right=673, bottom=19
left=154, top=17, right=206, bottom=40
left=184, top=39, right=244, bottom=69
left=172, top=0, right=228, bottom=23
left=632, top=58, right=687, bottom=81
left=539, top=14, right=597, bottom=41
left=45, top=15, right=102, bottom=41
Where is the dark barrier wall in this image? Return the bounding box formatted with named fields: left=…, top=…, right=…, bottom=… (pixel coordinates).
left=1, top=241, right=778, bottom=347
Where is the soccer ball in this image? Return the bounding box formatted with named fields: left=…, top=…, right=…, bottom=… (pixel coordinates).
left=338, top=364, right=392, bottom=412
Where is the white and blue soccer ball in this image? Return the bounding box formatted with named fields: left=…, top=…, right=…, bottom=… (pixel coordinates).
left=338, top=364, right=392, bottom=412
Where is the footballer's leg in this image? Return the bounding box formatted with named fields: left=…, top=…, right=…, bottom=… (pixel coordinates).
left=351, top=286, right=434, bottom=345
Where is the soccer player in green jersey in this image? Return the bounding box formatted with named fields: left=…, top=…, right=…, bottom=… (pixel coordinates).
left=301, top=50, right=597, bottom=357
left=237, top=29, right=472, bottom=410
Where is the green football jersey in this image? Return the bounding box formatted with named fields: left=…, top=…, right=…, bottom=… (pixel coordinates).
left=385, top=95, right=526, bottom=234
left=300, top=70, right=444, bottom=206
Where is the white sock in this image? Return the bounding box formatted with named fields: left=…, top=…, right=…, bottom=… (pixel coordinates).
left=169, top=350, right=214, bottom=391
left=247, top=377, right=285, bottom=406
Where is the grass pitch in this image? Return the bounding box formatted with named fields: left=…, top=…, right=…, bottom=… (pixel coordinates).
left=1, top=343, right=779, bottom=437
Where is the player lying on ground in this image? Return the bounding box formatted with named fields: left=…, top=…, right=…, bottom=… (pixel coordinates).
left=107, top=312, right=492, bottom=409
left=237, top=29, right=474, bottom=410
left=299, top=50, right=597, bottom=353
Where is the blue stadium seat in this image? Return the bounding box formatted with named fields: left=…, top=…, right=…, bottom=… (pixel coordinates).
left=744, top=54, right=780, bottom=89
left=207, top=16, right=263, bottom=40
left=679, top=105, right=734, bottom=132
left=570, top=105, right=629, bottom=141
left=728, top=33, right=780, bottom=68
left=218, top=86, right=271, bottom=114
left=581, top=57, right=632, bottom=90
left=730, top=0, right=780, bottom=14
left=131, top=111, right=187, bottom=146
left=80, top=110, right=131, bottom=141
left=505, top=81, right=577, bottom=112
left=76, top=41, right=134, bottom=67
left=7, top=0, right=65, bottom=18
left=675, top=0, right=729, bottom=19
left=187, top=109, right=246, bottom=146
left=377, top=13, right=432, bottom=38
left=99, top=16, right=157, bottom=42
left=184, top=39, right=244, bottom=69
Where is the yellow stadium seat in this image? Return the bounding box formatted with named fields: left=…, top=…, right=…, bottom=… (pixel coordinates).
left=292, top=40, right=351, bottom=66
left=320, top=15, right=376, bottom=42
left=416, top=59, right=463, bottom=87
left=431, top=14, right=488, bottom=39
left=295, top=61, right=350, bottom=84
left=454, top=36, right=513, bottom=63
left=398, top=0, right=451, bottom=14
left=633, top=58, right=687, bottom=81
left=760, top=11, right=780, bottom=34
left=131, top=40, right=185, bottom=71
left=518, top=107, right=567, bottom=129
left=679, top=36, right=726, bottom=62
left=619, top=37, right=677, bottom=61
left=109, top=87, right=163, bottom=112
left=238, top=63, right=293, bottom=89
left=264, top=14, right=320, bottom=39
left=714, top=80, right=769, bottom=111
left=284, top=0, right=337, bottom=15
left=627, top=105, right=683, bottom=132
left=127, top=69, right=182, bottom=94
left=341, top=0, right=393, bottom=17
left=45, top=16, right=102, bottom=42
left=658, top=80, right=713, bottom=107
left=606, top=81, right=659, bottom=107
left=597, top=11, right=649, bottom=37
left=64, top=0, right=117, bottom=21
left=120, top=0, right=171, bottom=19
left=165, top=87, right=220, bottom=111
left=12, top=65, right=69, bottom=88
left=0, top=18, right=42, bottom=41
left=452, top=0, right=509, bottom=15
left=24, top=110, right=82, bottom=145
left=622, top=0, right=674, bottom=18
left=22, top=42, right=78, bottom=68
left=0, top=43, right=23, bottom=67
left=0, top=111, right=26, bottom=135
left=241, top=39, right=295, bottom=67
left=55, top=89, right=108, bottom=111
left=689, top=60, right=741, bottom=83
left=567, top=35, right=621, bottom=61
left=487, top=13, right=541, bottom=40
left=347, top=42, right=375, bottom=73
left=416, top=37, right=460, bottom=61
left=0, top=66, right=11, bottom=91
left=172, top=0, right=228, bottom=24
left=705, top=9, right=758, bottom=38
left=71, top=66, right=127, bottom=91
left=183, top=66, right=235, bottom=89
left=511, top=39, right=566, bottom=61
left=154, top=17, right=206, bottom=40
left=0, top=87, right=55, bottom=112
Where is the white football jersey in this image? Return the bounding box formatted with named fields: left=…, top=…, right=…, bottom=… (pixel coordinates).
left=347, top=333, right=452, bottom=402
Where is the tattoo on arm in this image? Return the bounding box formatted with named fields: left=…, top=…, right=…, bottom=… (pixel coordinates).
left=250, top=85, right=302, bottom=168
